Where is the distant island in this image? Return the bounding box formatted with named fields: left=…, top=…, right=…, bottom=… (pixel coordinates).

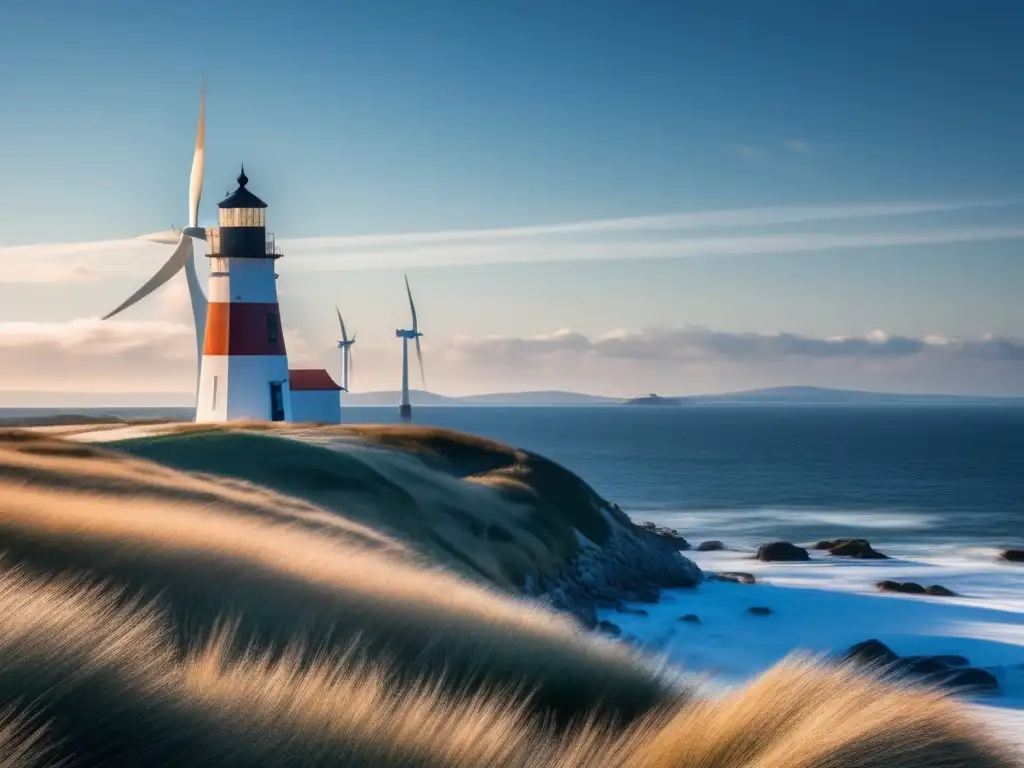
left=623, top=385, right=1023, bottom=407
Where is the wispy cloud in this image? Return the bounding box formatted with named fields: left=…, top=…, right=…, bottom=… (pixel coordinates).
left=785, top=139, right=815, bottom=154
left=448, top=326, right=1024, bottom=365
left=731, top=143, right=771, bottom=162
left=0, top=318, right=313, bottom=392
left=0, top=199, right=1020, bottom=282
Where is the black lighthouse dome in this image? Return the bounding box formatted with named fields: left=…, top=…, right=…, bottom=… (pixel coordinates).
left=217, top=165, right=268, bottom=209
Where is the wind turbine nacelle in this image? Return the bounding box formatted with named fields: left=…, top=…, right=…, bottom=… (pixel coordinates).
left=182, top=226, right=208, bottom=241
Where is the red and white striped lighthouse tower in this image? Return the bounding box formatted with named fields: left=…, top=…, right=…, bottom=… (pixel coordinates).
left=195, top=167, right=292, bottom=422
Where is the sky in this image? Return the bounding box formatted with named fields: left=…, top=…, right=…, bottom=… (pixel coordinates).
left=0, top=0, right=1022, bottom=402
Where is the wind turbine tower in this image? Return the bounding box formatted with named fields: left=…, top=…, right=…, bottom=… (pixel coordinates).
left=395, top=274, right=424, bottom=421
left=335, top=307, right=356, bottom=392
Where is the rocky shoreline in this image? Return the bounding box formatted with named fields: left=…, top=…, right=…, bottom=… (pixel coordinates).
left=524, top=504, right=703, bottom=628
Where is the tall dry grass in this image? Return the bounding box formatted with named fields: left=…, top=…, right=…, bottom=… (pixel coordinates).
left=0, top=565, right=1014, bottom=767
left=0, top=427, right=1017, bottom=766
left=0, top=429, right=672, bottom=723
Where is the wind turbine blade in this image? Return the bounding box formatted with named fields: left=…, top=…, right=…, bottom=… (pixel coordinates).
left=348, top=348, right=354, bottom=379
left=404, top=273, right=418, bottom=332
left=336, top=305, right=348, bottom=342
left=102, top=233, right=192, bottom=320
left=415, top=336, right=425, bottom=388
left=139, top=229, right=182, bottom=245
left=188, top=80, right=205, bottom=228
left=184, top=240, right=208, bottom=358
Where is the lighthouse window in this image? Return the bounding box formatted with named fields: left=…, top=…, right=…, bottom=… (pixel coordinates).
left=267, top=313, right=278, bottom=343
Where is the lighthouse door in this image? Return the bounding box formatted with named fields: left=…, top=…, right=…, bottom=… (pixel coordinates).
left=269, top=382, right=285, bottom=422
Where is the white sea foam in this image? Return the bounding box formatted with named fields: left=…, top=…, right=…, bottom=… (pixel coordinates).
left=602, top=543, right=1024, bottom=749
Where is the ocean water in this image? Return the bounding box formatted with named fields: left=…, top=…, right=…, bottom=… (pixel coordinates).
left=338, top=405, right=1024, bottom=550
left=4, top=404, right=1021, bottom=549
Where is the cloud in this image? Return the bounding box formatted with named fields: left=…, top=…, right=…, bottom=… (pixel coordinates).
left=0, top=317, right=312, bottom=393
left=785, top=139, right=815, bottom=154
left=4, top=199, right=1020, bottom=283
left=731, top=143, right=771, bottom=162
left=447, top=326, right=1024, bottom=365
left=2, top=319, right=1021, bottom=399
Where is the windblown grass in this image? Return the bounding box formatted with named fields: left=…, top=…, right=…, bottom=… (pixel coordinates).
left=109, top=424, right=617, bottom=587
left=0, top=565, right=1014, bottom=767
left=0, top=427, right=1017, bottom=766
left=0, top=429, right=670, bottom=723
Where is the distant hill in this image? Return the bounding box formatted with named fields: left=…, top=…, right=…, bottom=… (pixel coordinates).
left=340, top=390, right=621, bottom=406
left=624, top=386, right=1024, bottom=406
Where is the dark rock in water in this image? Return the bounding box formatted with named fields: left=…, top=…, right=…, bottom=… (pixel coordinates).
left=757, top=541, right=810, bottom=562
left=697, top=540, right=725, bottom=552
left=941, top=667, right=1000, bottom=692
left=1000, top=549, right=1024, bottom=563
left=816, top=538, right=889, bottom=559
left=747, top=606, right=772, bottom=616
left=876, top=580, right=927, bottom=595
left=845, top=639, right=899, bottom=666
left=679, top=614, right=701, bottom=624
left=595, top=620, right=621, bottom=637
left=924, top=584, right=958, bottom=597
left=619, top=606, right=649, bottom=617
left=713, top=572, right=757, bottom=585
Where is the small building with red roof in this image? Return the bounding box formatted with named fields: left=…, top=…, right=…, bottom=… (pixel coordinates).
left=288, top=369, right=342, bottom=424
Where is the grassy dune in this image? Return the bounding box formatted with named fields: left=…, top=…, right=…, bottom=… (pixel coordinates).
left=0, top=427, right=1017, bottom=766
left=109, top=423, right=625, bottom=589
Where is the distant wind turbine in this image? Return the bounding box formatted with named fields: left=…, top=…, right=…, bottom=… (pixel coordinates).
left=102, top=80, right=209, bottom=400
left=335, top=306, right=356, bottom=392
left=395, top=274, right=424, bottom=420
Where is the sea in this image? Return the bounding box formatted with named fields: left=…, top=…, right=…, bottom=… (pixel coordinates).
left=3, top=404, right=1021, bottom=549
left=351, top=404, right=1024, bottom=551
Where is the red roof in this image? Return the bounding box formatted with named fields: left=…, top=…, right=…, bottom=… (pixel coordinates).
left=289, top=369, right=342, bottom=391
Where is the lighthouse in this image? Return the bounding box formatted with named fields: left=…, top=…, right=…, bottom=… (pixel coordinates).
left=194, top=167, right=292, bottom=422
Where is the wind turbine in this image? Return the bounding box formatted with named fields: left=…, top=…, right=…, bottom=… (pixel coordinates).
left=335, top=306, right=356, bottom=392
left=395, top=274, right=424, bottom=420
left=101, top=81, right=209, bottom=402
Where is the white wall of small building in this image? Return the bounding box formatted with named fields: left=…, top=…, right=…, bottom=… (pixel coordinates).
left=289, top=390, right=341, bottom=424
left=196, top=355, right=293, bottom=423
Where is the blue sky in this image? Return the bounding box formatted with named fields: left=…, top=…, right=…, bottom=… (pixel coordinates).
left=0, top=0, right=1022, bottom=399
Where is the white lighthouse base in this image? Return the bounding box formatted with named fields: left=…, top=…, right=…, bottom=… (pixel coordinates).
left=195, top=355, right=292, bottom=422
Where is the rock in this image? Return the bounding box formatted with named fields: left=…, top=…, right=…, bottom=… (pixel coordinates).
left=747, top=606, right=772, bottom=616
left=619, top=606, right=649, bottom=617
left=650, top=527, right=691, bottom=551
left=999, top=549, right=1024, bottom=563
left=679, top=614, right=701, bottom=624
left=697, top=540, right=725, bottom=552
left=815, top=538, right=889, bottom=559
left=757, top=541, right=810, bottom=562
left=631, top=585, right=660, bottom=604
left=941, top=667, right=999, bottom=692
left=638, top=521, right=657, bottom=530
left=845, top=639, right=899, bottom=666
left=713, top=572, right=756, bottom=585
left=595, top=620, right=621, bottom=637
left=924, top=584, right=958, bottom=597
left=876, top=580, right=926, bottom=595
